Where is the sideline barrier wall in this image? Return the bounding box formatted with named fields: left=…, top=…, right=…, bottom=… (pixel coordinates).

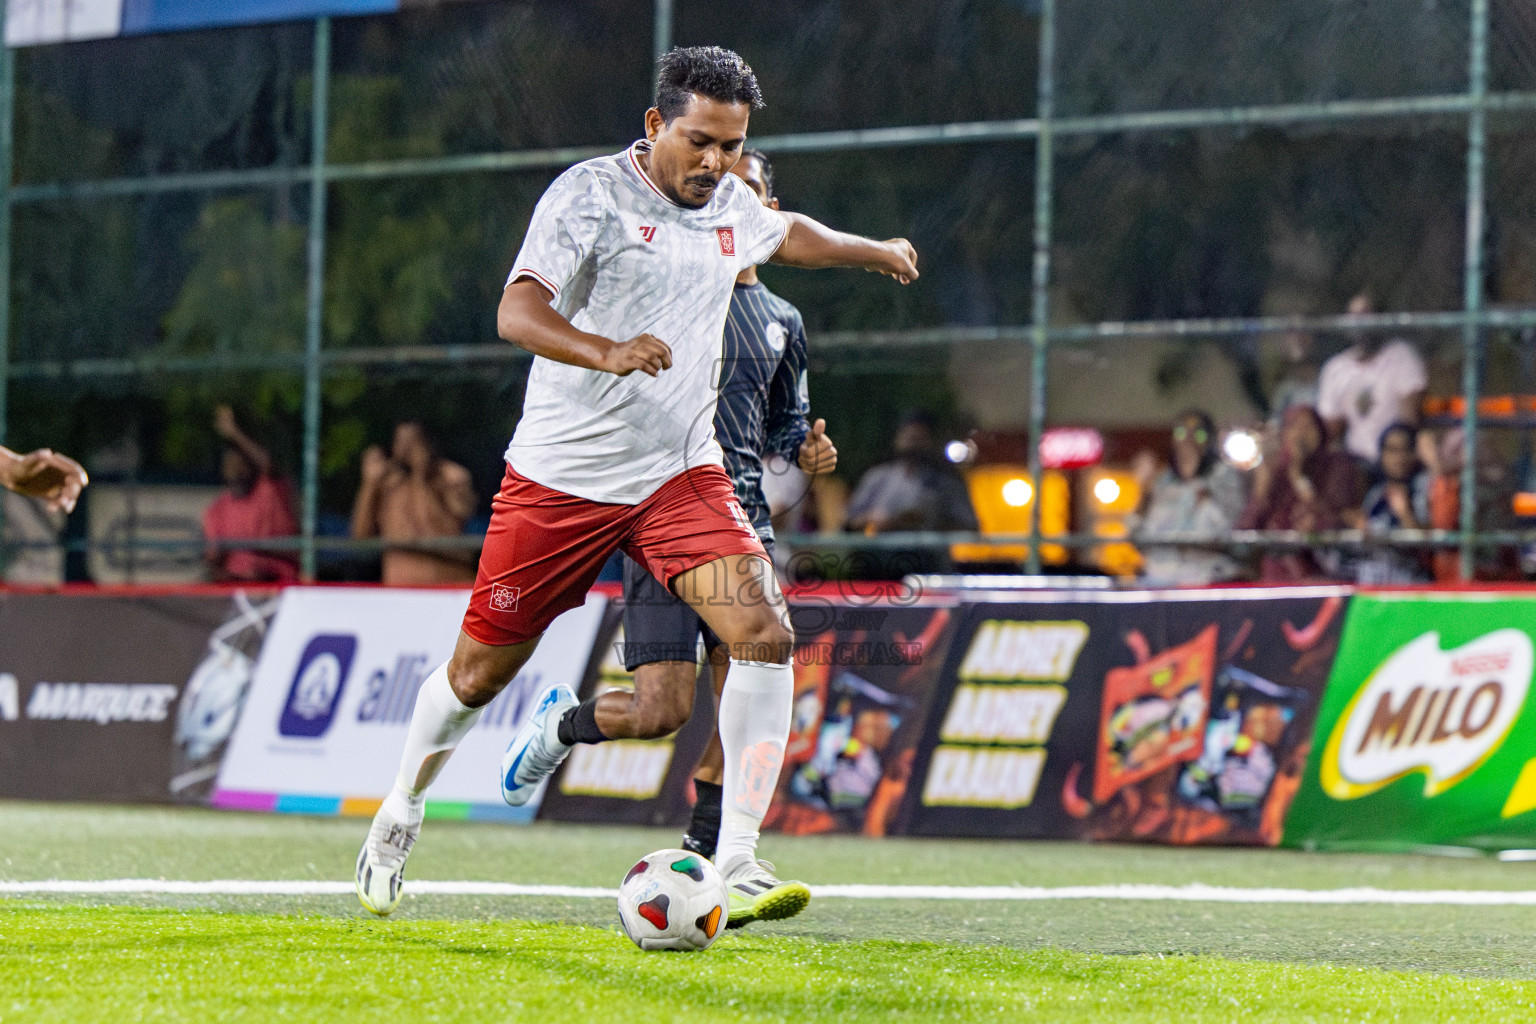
left=898, top=588, right=1347, bottom=846
left=6, top=582, right=1536, bottom=853
left=1283, top=591, right=1536, bottom=852
left=211, top=587, right=606, bottom=823
left=537, top=596, right=965, bottom=834
left=0, top=588, right=277, bottom=803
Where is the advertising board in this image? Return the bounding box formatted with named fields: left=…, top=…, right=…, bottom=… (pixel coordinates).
left=900, top=588, right=1349, bottom=845
left=0, top=590, right=273, bottom=802
left=6, top=0, right=482, bottom=46
left=539, top=596, right=963, bottom=837
left=1283, top=592, right=1536, bottom=850
left=213, top=586, right=606, bottom=822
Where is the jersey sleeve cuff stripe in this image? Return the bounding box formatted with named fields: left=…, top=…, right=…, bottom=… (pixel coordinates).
left=510, top=267, right=562, bottom=297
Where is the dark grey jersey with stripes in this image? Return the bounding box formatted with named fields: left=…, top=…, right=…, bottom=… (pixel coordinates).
left=715, top=281, right=811, bottom=541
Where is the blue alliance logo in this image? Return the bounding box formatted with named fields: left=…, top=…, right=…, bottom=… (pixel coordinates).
left=278, top=634, right=358, bottom=738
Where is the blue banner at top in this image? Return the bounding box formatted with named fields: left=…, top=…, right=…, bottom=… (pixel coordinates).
left=123, top=0, right=396, bottom=35
left=6, top=0, right=400, bottom=47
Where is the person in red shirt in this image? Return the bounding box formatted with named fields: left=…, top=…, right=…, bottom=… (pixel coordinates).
left=202, top=405, right=299, bottom=583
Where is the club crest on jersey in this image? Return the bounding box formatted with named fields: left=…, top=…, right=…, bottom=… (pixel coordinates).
left=717, top=227, right=735, bottom=256
left=639, top=225, right=657, bottom=243
left=490, top=583, right=521, bottom=613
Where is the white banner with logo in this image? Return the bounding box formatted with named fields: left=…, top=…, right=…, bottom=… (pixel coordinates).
left=214, top=587, right=606, bottom=820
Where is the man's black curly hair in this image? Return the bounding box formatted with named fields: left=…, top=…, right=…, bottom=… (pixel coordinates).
left=740, top=147, right=774, bottom=197
left=655, top=46, right=764, bottom=122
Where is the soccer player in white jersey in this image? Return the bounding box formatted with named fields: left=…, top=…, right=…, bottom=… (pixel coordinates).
left=356, top=45, right=917, bottom=917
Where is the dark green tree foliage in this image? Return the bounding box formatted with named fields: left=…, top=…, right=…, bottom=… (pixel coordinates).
left=6, top=0, right=1512, bottom=502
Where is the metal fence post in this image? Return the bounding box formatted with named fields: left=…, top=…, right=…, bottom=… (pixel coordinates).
left=0, top=11, right=13, bottom=569
left=1461, top=0, right=1489, bottom=581
left=653, top=0, right=673, bottom=65
left=1026, top=0, right=1056, bottom=575
left=0, top=10, right=11, bottom=452
left=301, top=17, right=332, bottom=582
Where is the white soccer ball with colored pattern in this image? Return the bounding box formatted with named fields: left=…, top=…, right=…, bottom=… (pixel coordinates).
left=616, top=848, right=729, bottom=951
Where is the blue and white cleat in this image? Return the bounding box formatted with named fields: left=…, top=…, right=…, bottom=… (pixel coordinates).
left=500, top=684, right=579, bottom=806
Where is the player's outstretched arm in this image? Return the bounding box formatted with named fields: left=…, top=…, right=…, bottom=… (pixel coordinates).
left=0, top=446, right=88, bottom=513
left=498, top=279, right=673, bottom=377
left=769, top=212, right=918, bottom=284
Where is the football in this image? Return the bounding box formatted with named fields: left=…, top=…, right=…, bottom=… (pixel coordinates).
left=616, top=848, right=729, bottom=951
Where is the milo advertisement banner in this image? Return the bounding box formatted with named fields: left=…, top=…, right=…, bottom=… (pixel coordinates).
left=899, top=588, right=1350, bottom=845
left=1284, top=593, right=1536, bottom=850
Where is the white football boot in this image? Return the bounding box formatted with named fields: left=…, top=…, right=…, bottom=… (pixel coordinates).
left=355, top=801, right=421, bottom=916
left=500, top=684, right=578, bottom=806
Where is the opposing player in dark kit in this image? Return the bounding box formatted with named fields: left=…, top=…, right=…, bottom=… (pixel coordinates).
left=578, top=147, right=838, bottom=927
left=356, top=47, right=917, bottom=916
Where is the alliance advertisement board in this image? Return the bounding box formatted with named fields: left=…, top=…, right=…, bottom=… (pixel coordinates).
left=213, top=586, right=606, bottom=822
left=899, top=588, right=1349, bottom=845
left=1283, top=593, right=1536, bottom=851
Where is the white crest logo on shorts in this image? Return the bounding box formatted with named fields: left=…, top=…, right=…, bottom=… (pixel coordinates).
left=490, top=584, right=521, bottom=614
left=726, top=499, right=754, bottom=535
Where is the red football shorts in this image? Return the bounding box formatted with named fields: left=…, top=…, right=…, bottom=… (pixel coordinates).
left=461, top=462, right=768, bottom=646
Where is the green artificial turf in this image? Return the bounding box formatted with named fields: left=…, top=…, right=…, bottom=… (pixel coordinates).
left=3, top=904, right=1533, bottom=1024
left=4, top=797, right=1536, bottom=1024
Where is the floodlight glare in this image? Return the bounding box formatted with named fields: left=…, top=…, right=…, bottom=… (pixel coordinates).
left=1094, top=477, right=1122, bottom=505
left=1222, top=429, right=1263, bottom=470
left=1002, top=478, right=1033, bottom=507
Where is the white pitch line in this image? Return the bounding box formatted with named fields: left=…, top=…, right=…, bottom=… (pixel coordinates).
left=4, top=880, right=1536, bottom=906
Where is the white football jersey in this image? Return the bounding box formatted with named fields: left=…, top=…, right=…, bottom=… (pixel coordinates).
left=504, top=140, right=790, bottom=504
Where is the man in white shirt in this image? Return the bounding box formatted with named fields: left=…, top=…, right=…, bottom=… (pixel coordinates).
left=356, top=46, right=919, bottom=924
left=1317, top=291, right=1427, bottom=463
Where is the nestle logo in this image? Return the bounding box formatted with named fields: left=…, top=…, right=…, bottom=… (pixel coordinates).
left=717, top=227, right=735, bottom=256
left=278, top=634, right=357, bottom=738
left=1452, top=651, right=1511, bottom=676
left=491, top=584, right=521, bottom=613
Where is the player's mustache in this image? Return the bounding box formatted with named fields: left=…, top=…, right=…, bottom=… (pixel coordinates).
left=684, top=174, right=719, bottom=190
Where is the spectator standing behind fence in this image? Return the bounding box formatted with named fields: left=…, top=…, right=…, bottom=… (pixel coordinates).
left=1130, top=410, right=1247, bottom=586
left=1353, top=423, right=1431, bottom=584
left=202, top=405, right=299, bottom=583
left=350, top=422, right=477, bottom=586
left=1421, top=426, right=1520, bottom=582
left=845, top=411, right=978, bottom=535
left=1317, top=291, right=1426, bottom=464
left=1238, top=406, right=1361, bottom=582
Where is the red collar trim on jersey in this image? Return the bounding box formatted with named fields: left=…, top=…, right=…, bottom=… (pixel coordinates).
left=628, top=140, right=685, bottom=208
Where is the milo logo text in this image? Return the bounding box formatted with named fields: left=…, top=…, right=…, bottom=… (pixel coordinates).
left=1322, top=630, right=1533, bottom=800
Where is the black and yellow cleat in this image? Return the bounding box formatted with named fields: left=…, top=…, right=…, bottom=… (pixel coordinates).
left=721, top=859, right=811, bottom=929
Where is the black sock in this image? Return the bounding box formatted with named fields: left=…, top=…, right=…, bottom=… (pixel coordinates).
left=557, top=700, right=607, bottom=745
left=682, top=780, right=723, bottom=860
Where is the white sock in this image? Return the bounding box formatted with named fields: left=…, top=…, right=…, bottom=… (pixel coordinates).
left=714, top=658, right=794, bottom=872
left=379, top=661, right=482, bottom=823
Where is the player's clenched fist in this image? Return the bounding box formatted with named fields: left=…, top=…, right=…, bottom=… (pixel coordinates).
left=602, top=333, right=674, bottom=377
left=0, top=446, right=89, bottom=513
left=873, top=238, right=919, bottom=285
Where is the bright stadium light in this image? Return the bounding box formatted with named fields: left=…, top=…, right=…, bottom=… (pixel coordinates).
left=945, top=439, right=976, bottom=464
left=1222, top=429, right=1263, bottom=471
left=1002, top=478, right=1033, bottom=507
left=1094, top=477, right=1122, bottom=505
